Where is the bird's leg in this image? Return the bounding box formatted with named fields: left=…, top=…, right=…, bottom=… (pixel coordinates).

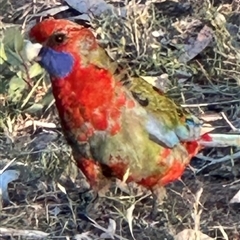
left=78, top=188, right=98, bottom=211
left=77, top=188, right=100, bottom=222
left=150, top=192, right=159, bottom=219
left=149, top=186, right=166, bottom=219
left=78, top=180, right=110, bottom=218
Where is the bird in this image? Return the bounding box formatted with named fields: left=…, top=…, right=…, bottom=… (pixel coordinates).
left=25, top=18, right=240, bottom=206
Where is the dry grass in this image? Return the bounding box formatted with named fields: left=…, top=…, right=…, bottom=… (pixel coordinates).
left=0, top=0, right=240, bottom=239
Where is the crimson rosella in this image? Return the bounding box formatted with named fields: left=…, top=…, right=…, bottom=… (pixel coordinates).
left=26, top=18, right=227, bottom=198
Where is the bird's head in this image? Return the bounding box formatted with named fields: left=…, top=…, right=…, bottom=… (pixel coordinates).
left=29, top=18, right=97, bottom=53
left=26, top=18, right=97, bottom=78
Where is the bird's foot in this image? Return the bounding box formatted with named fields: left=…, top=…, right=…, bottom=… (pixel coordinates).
left=78, top=188, right=98, bottom=211
left=76, top=188, right=100, bottom=222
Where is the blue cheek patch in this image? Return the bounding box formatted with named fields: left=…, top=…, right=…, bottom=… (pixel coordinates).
left=38, top=47, right=74, bottom=78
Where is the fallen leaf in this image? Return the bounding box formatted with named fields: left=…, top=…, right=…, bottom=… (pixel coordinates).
left=85, top=215, right=128, bottom=240
left=65, top=0, right=112, bottom=16
left=230, top=189, right=240, bottom=204
left=100, top=219, right=116, bottom=239
left=48, top=206, right=61, bottom=216
left=0, top=169, right=20, bottom=203
left=175, top=229, right=214, bottom=240
left=64, top=0, right=126, bottom=20
left=179, top=25, right=213, bottom=63
left=0, top=227, right=49, bottom=238
left=74, top=231, right=93, bottom=240
left=140, top=74, right=170, bottom=93
left=126, top=203, right=136, bottom=240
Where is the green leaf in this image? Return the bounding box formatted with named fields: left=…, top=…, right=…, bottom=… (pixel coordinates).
left=24, top=103, right=44, bottom=114
left=28, top=63, right=44, bottom=78
left=8, top=76, right=27, bottom=103
left=4, top=48, right=22, bottom=67
left=3, top=27, right=24, bottom=52
left=0, top=43, right=7, bottom=64
left=41, top=90, right=54, bottom=106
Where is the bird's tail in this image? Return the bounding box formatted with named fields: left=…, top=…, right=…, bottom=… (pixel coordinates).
left=199, top=133, right=240, bottom=148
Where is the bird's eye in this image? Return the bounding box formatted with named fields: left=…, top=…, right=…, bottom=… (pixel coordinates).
left=53, top=33, right=66, bottom=44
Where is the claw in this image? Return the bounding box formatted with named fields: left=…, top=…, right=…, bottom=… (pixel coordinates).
left=77, top=189, right=99, bottom=222
left=78, top=189, right=97, bottom=210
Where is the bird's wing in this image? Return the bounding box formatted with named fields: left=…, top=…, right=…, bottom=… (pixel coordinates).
left=127, top=77, right=202, bottom=148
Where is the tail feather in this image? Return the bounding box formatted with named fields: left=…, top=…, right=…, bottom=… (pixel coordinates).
left=200, top=133, right=240, bottom=147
